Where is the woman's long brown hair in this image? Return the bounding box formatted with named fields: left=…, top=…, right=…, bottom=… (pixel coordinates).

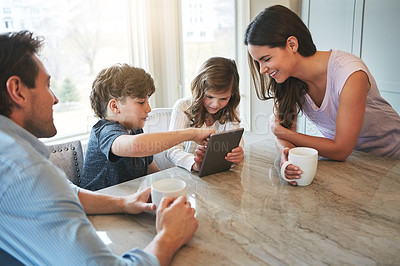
left=244, top=5, right=316, bottom=128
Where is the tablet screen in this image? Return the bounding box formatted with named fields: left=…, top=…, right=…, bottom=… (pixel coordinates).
left=198, top=128, right=244, bottom=177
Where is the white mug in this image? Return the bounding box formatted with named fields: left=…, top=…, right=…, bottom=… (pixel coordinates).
left=151, top=179, right=187, bottom=209
left=280, top=147, right=318, bottom=186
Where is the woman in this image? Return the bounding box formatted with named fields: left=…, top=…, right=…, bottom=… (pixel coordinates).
left=244, top=5, right=400, bottom=184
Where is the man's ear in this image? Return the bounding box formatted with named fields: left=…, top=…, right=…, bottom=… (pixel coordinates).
left=108, top=99, right=120, bottom=114
left=287, top=36, right=299, bottom=53
left=6, top=76, right=29, bottom=107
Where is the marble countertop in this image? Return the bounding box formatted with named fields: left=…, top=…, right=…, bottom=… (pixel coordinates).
left=89, top=139, right=400, bottom=265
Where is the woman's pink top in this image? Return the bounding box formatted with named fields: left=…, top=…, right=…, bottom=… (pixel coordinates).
left=302, top=49, right=400, bottom=158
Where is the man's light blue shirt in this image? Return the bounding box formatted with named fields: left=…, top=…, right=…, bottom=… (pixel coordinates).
left=0, top=115, right=159, bottom=265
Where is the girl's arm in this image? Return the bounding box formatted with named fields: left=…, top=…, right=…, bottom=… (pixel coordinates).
left=273, top=71, right=369, bottom=161
left=166, top=100, right=198, bottom=171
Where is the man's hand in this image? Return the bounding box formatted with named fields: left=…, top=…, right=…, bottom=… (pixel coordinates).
left=156, top=196, right=198, bottom=247
left=145, top=196, right=198, bottom=266
left=122, top=187, right=156, bottom=214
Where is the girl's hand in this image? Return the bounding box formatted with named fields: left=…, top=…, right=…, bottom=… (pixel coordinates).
left=225, top=146, right=244, bottom=164
left=280, top=147, right=301, bottom=186
left=191, top=145, right=207, bottom=172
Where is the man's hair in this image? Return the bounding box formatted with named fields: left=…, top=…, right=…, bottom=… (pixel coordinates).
left=0, top=31, right=43, bottom=117
left=90, top=64, right=156, bottom=118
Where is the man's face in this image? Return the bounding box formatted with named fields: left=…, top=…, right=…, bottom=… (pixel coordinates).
left=24, top=55, right=59, bottom=138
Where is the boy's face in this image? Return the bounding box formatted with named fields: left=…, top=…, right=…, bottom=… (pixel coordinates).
left=116, top=96, right=151, bottom=130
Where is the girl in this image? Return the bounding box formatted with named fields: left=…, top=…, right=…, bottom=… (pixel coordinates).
left=167, top=57, right=244, bottom=172
left=244, top=5, right=400, bottom=185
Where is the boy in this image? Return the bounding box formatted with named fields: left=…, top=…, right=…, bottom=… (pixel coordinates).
left=82, top=64, right=213, bottom=190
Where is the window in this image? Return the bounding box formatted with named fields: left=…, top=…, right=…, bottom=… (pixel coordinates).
left=2, top=0, right=251, bottom=142
left=3, top=8, right=11, bottom=14
left=1, top=0, right=130, bottom=143
left=180, top=0, right=236, bottom=96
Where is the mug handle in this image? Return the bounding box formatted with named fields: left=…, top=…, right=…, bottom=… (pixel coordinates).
left=280, top=160, right=294, bottom=183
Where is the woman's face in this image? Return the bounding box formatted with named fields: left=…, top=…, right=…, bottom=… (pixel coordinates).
left=247, top=44, right=295, bottom=84
left=202, top=87, right=232, bottom=115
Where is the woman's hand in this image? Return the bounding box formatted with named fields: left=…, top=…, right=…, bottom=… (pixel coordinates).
left=270, top=113, right=288, bottom=138
left=225, top=146, right=244, bottom=164
left=281, top=147, right=301, bottom=186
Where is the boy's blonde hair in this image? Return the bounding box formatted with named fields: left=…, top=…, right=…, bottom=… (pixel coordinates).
left=90, top=64, right=155, bottom=118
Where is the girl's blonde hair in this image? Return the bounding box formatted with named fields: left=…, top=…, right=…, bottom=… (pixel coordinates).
left=185, top=57, right=241, bottom=128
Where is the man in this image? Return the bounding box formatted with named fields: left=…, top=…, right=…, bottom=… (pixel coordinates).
left=0, top=31, right=198, bottom=265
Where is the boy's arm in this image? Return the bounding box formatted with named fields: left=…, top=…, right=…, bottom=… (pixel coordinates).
left=166, top=101, right=196, bottom=171
left=111, top=128, right=214, bottom=158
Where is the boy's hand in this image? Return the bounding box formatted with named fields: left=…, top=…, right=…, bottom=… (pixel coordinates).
left=192, top=128, right=214, bottom=145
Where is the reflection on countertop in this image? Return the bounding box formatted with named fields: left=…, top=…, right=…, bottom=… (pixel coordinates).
left=89, top=139, right=400, bottom=265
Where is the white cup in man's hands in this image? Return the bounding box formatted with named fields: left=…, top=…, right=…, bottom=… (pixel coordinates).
left=151, top=179, right=187, bottom=209
left=280, top=147, right=318, bottom=186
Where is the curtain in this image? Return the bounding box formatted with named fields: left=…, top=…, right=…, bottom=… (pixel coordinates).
left=127, top=0, right=182, bottom=108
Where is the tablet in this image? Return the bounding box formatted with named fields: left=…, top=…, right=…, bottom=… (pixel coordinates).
left=198, top=128, right=244, bottom=177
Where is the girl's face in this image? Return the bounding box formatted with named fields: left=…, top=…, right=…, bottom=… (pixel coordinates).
left=203, top=87, right=232, bottom=115
left=247, top=44, right=295, bottom=84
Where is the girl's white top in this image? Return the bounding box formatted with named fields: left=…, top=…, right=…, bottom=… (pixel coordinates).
left=167, top=97, right=243, bottom=171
